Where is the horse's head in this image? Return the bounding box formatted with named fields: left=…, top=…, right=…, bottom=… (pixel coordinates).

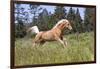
left=63, top=19, right=72, bottom=30
left=57, top=19, right=72, bottom=30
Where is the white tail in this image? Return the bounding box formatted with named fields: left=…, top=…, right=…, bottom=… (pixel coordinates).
left=27, top=26, right=39, bottom=34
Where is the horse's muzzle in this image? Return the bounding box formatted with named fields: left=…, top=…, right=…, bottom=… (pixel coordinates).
left=69, top=26, right=72, bottom=30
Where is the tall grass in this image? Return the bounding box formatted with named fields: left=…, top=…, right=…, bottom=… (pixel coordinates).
left=15, top=32, right=94, bottom=66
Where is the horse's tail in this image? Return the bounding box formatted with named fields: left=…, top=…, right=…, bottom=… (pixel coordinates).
left=27, top=26, right=39, bottom=34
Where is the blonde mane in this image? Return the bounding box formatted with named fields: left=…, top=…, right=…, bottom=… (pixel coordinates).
left=53, top=19, right=69, bottom=29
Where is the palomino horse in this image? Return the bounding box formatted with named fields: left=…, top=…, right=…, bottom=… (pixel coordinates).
left=33, top=19, right=72, bottom=48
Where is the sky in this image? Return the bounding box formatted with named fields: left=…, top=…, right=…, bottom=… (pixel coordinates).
left=15, top=4, right=85, bottom=23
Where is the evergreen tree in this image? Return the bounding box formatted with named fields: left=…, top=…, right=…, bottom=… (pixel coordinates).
left=29, top=4, right=42, bottom=25
left=84, top=8, right=95, bottom=32
left=54, top=6, right=67, bottom=22
left=38, top=9, right=49, bottom=30
left=47, top=13, right=56, bottom=29
left=15, top=4, right=26, bottom=38
left=74, top=8, right=82, bottom=33
left=67, top=7, right=76, bottom=33
left=15, top=20, right=26, bottom=38
left=67, top=7, right=76, bottom=22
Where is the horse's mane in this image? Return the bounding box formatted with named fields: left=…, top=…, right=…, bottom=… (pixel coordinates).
left=27, top=19, right=69, bottom=34
left=53, top=19, right=68, bottom=29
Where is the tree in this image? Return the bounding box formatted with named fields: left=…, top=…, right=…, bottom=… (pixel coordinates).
left=54, top=6, right=67, bottom=22
left=67, top=7, right=76, bottom=33
left=15, top=4, right=30, bottom=23
left=15, top=20, right=26, bottom=38
left=67, top=7, right=76, bottom=22
left=84, top=8, right=95, bottom=32
left=47, top=13, right=56, bottom=29
left=15, top=4, right=27, bottom=38
left=15, top=4, right=21, bottom=23
left=29, top=4, right=42, bottom=25
left=38, top=9, right=50, bottom=31
left=74, top=8, right=83, bottom=33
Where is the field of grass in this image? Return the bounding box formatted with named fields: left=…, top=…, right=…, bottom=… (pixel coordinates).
left=15, top=32, right=95, bottom=66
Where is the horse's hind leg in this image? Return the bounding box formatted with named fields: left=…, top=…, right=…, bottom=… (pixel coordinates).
left=32, top=41, right=40, bottom=48
left=32, top=41, right=36, bottom=47
left=32, top=39, right=39, bottom=47
left=32, top=34, right=41, bottom=47
left=33, top=39, right=44, bottom=48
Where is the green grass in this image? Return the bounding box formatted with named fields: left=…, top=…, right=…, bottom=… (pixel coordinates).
left=15, top=32, right=95, bottom=66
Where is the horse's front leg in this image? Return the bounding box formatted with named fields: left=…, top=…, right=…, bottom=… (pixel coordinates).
left=56, top=37, right=66, bottom=48
left=60, top=36, right=67, bottom=47
left=63, top=38, right=67, bottom=47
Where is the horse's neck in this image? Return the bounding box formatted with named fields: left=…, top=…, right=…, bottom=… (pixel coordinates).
left=52, top=27, right=63, bottom=35
left=58, top=25, right=65, bottom=31
left=52, top=23, right=65, bottom=35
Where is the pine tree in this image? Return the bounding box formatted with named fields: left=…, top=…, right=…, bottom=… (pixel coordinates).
left=15, top=4, right=26, bottom=38
left=74, top=8, right=82, bottom=33
left=54, top=6, right=67, bottom=22
left=67, top=7, right=76, bottom=33
left=84, top=8, right=95, bottom=32
left=47, top=13, right=56, bottom=29
left=38, top=9, right=49, bottom=30
left=29, top=4, right=42, bottom=25
left=15, top=20, right=26, bottom=38
left=67, top=7, right=76, bottom=22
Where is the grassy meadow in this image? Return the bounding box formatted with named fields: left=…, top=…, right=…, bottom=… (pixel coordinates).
left=15, top=32, right=95, bottom=66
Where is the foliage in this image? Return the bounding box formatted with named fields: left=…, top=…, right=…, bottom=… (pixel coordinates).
left=29, top=4, right=42, bottom=25
left=66, top=7, right=76, bottom=33
left=84, top=8, right=95, bottom=32
left=74, top=8, right=83, bottom=33
left=38, top=9, right=50, bottom=30
left=15, top=20, right=26, bottom=38
left=15, top=4, right=27, bottom=38
left=67, top=7, right=76, bottom=21
left=54, top=6, right=67, bottom=22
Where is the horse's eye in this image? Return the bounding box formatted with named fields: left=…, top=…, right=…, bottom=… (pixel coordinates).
left=68, top=24, right=69, bottom=25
